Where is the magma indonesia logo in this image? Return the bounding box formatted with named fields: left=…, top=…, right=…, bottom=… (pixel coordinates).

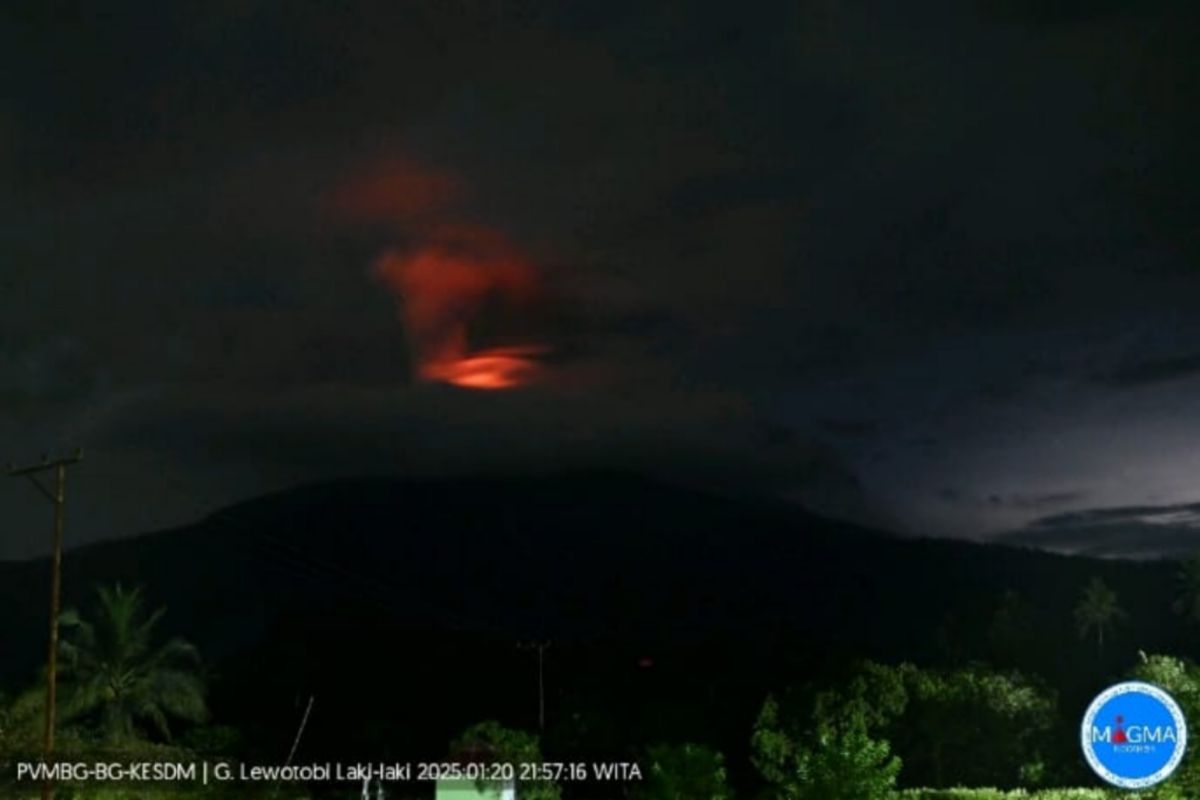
left=1081, top=681, right=1188, bottom=789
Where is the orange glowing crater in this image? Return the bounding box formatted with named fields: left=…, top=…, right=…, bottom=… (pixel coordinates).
left=422, top=345, right=548, bottom=390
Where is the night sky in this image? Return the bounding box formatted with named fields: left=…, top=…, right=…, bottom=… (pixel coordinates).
left=2, top=1, right=1197, bottom=559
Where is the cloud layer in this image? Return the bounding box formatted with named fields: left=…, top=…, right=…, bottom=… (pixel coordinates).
left=1, top=0, right=1197, bottom=555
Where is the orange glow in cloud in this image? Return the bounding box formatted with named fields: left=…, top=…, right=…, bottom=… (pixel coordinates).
left=335, top=159, right=552, bottom=390
left=369, top=224, right=548, bottom=390
left=329, top=158, right=462, bottom=225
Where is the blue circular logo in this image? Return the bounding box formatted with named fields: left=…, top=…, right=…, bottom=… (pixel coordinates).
left=1081, top=681, right=1188, bottom=789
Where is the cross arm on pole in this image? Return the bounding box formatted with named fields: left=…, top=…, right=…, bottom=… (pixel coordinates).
left=7, top=451, right=84, bottom=504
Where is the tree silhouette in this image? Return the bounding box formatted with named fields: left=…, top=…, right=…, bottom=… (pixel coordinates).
left=1074, top=577, right=1126, bottom=657
left=1173, top=555, right=1200, bottom=625
left=988, top=589, right=1035, bottom=669
left=57, top=584, right=207, bottom=743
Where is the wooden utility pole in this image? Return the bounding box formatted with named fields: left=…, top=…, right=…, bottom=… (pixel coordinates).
left=519, top=641, right=550, bottom=731
left=8, top=449, right=82, bottom=800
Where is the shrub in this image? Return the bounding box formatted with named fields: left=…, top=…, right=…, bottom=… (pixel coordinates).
left=751, top=694, right=901, bottom=800
left=450, top=720, right=561, bottom=800
left=632, top=743, right=731, bottom=800
left=889, top=665, right=1056, bottom=789
left=899, top=790, right=1111, bottom=799
left=1128, top=654, right=1200, bottom=799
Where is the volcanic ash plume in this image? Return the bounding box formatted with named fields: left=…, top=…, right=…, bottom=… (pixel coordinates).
left=335, top=159, right=552, bottom=390
left=370, top=225, right=548, bottom=390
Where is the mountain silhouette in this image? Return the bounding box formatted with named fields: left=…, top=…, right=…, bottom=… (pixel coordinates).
left=0, top=472, right=1182, bottom=764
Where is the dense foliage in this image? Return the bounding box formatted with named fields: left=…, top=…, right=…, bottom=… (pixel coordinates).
left=450, top=720, right=562, bottom=800
left=749, top=661, right=1055, bottom=795
left=632, top=743, right=731, bottom=800
left=885, top=665, right=1055, bottom=788
left=750, top=687, right=902, bottom=800
left=1127, top=654, right=1200, bottom=800
left=899, top=791, right=1110, bottom=799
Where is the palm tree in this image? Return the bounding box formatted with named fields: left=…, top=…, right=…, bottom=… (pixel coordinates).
left=1173, top=554, right=1200, bottom=624
left=57, top=584, right=207, bottom=743
left=1074, top=577, right=1126, bottom=657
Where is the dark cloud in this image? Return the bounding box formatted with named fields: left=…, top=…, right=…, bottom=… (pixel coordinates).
left=2, top=0, right=1198, bottom=556
left=72, top=378, right=882, bottom=533
left=0, top=333, right=97, bottom=410
left=1011, top=501, right=1200, bottom=559
left=982, top=491, right=1091, bottom=511
left=1097, top=353, right=1200, bottom=387
left=88, top=381, right=845, bottom=485
left=818, top=419, right=880, bottom=439
left=1028, top=502, right=1200, bottom=529
left=979, top=0, right=1151, bottom=25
